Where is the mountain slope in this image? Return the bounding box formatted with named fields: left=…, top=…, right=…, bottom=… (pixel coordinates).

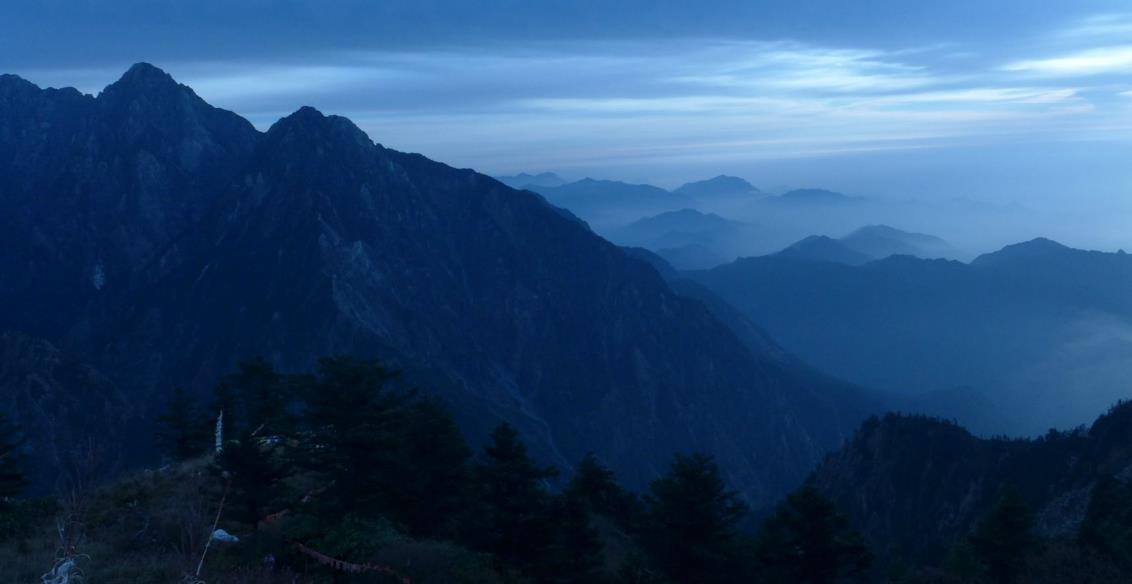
left=688, top=240, right=1132, bottom=435
left=0, top=65, right=875, bottom=506
left=812, top=402, right=1132, bottom=565
left=840, top=224, right=956, bottom=259
left=529, top=178, right=692, bottom=229
left=0, top=63, right=259, bottom=338
left=775, top=235, right=874, bottom=265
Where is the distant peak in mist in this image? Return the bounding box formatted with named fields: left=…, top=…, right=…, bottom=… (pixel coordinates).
left=675, top=175, right=760, bottom=197
left=776, top=188, right=860, bottom=205
left=494, top=171, right=566, bottom=189
left=776, top=235, right=873, bottom=266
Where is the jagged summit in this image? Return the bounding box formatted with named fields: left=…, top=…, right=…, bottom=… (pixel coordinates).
left=265, top=105, right=373, bottom=149
left=101, top=62, right=187, bottom=99
left=0, top=73, right=38, bottom=93
left=120, top=62, right=176, bottom=83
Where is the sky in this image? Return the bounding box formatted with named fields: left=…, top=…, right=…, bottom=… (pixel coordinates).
left=4, top=0, right=1132, bottom=226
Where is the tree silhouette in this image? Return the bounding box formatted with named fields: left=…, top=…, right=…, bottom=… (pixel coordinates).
left=0, top=412, right=27, bottom=503
left=475, top=422, right=558, bottom=576
left=755, top=484, right=871, bottom=584
left=641, top=452, right=748, bottom=584
left=970, top=489, right=1034, bottom=584
left=155, top=386, right=207, bottom=461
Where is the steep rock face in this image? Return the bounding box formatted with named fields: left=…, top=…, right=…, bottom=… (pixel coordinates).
left=0, top=64, right=258, bottom=337
left=1, top=66, right=875, bottom=505
left=811, top=404, right=1132, bottom=565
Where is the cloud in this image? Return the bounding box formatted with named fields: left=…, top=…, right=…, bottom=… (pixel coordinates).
left=1003, top=46, right=1132, bottom=76
left=1059, top=13, right=1132, bottom=40
left=10, top=34, right=1119, bottom=175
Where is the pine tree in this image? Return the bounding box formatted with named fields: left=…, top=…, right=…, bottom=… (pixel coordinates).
left=297, top=356, right=411, bottom=516
left=475, top=422, right=559, bottom=577
left=970, top=489, right=1034, bottom=584
left=544, top=491, right=608, bottom=584
left=566, top=452, right=637, bottom=524
left=640, top=452, right=749, bottom=584
left=755, top=484, right=871, bottom=584
left=383, top=398, right=471, bottom=536
left=155, top=386, right=207, bottom=461
left=0, top=412, right=27, bottom=503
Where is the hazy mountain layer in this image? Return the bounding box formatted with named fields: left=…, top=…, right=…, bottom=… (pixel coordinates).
left=689, top=239, right=1132, bottom=434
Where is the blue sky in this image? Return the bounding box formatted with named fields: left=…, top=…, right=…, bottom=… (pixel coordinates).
left=4, top=1, right=1132, bottom=210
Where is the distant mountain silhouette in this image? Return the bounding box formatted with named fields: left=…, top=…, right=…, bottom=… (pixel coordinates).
left=610, top=209, right=759, bottom=268
left=841, top=224, right=957, bottom=259
left=494, top=171, right=567, bottom=189
left=688, top=239, right=1132, bottom=434
left=774, top=188, right=861, bottom=205
left=775, top=235, right=874, bottom=265
left=770, top=225, right=957, bottom=265
left=528, top=178, right=692, bottom=229
left=0, top=65, right=874, bottom=505
left=674, top=175, right=760, bottom=198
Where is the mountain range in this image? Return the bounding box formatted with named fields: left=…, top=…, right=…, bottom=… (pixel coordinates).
left=609, top=209, right=762, bottom=269
left=774, top=225, right=958, bottom=265
left=494, top=171, right=567, bottom=190
left=687, top=238, right=1132, bottom=435
left=0, top=64, right=875, bottom=504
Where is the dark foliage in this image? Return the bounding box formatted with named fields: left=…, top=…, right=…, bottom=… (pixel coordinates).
left=155, top=386, right=209, bottom=462
left=640, top=453, right=749, bottom=584
left=755, top=484, right=871, bottom=584
left=214, top=429, right=290, bottom=526
left=0, top=412, right=27, bottom=503
left=474, top=422, right=559, bottom=577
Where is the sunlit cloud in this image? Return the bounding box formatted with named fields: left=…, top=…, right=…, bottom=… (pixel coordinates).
left=1003, top=46, right=1132, bottom=76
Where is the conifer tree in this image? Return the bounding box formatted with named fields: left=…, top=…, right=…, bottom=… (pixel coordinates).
left=297, top=356, right=410, bottom=516
left=0, top=412, right=27, bottom=503
left=475, top=422, right=558, bottom=576
left=755, top=484, right=871, bottom=584
left=384, top=398, right=471, bottom=536
left=566, top=452, right=637, bottom=524
left=640, top=452, right=748, bottom=584
left=545, top=491, right=608, bottom=584
left=155, top=386, right=207, bottom=461
left=970, top=489, right=1034, bottom=584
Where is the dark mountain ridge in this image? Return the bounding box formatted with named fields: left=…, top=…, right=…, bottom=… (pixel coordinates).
left=0, top=65, right=874, bottom=505
left=812, top=401, right=1132, bottom=566
left=688, top=238, right=1132, bottom=435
